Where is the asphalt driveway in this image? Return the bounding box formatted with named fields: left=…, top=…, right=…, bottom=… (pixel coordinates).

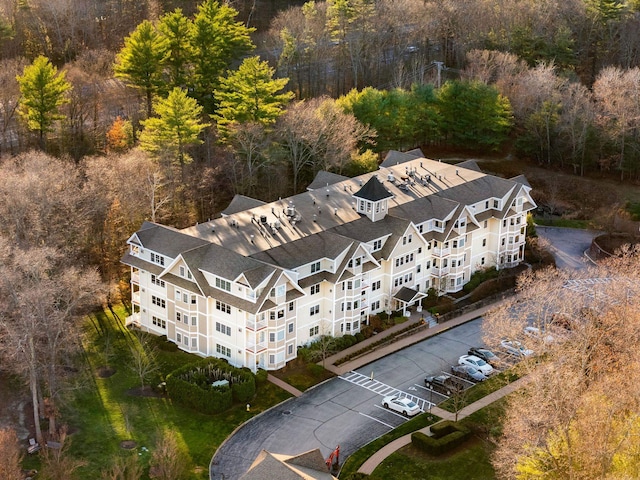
left=535, top=226, right=601, bottom=270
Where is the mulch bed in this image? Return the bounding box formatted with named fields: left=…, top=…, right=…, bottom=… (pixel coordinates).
left=120, top=440, right=137, bottom=449
left=96, top=366, right=116, bottom=378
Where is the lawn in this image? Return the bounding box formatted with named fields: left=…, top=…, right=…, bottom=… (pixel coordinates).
left=363, top=400, right=507, bottom=480
left=56, top=305, right=291, bottom=479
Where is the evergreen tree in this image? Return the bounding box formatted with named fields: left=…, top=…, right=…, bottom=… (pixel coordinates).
left=16, top=56, right=71, bottom=149
left=191, top=0, right=255, bottom=113
left=158, top=9, right=194, bottom=90
left=139, top=87, right=209, bottom=179
left=214, top=56, right=294, bottom=140
left=114, top=20, right=169, bottom=117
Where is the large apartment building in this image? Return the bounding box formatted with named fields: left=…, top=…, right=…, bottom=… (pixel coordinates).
left=122, top=150, right=536, bottom=371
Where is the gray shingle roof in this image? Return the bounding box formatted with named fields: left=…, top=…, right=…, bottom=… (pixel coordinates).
left=250, top=231, right=354, bottom=270
left=352, top=176, right=394, bottom=201
left=388, top=194, right=459, bottom=224
left=221, top=195, right=266, bottom=216
left=134, top=222, right=209, bottom=258
left=307, top=171, right=350, bottom=190
left=380, top=149, right=424, bottom=168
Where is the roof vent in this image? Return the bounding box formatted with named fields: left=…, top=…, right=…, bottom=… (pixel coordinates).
left=387, top=174, right=395, bottom=183
left=260, top=215, right=268, bottom=224
left=286, top=205, right=296, bottom=217
left=326, top=188, right=330, bottom=197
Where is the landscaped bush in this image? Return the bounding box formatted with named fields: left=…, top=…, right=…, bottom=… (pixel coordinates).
left=165, top=357, right=256, bottom=414
left=151, top=334, right=179, bottom=352
left=429, top=420, right=458, bottom=438
left=463, top=267, right=499, bottom=293
left=255, top=368, right=268, bottom=385
left=411, top=422, right=470, bottom=455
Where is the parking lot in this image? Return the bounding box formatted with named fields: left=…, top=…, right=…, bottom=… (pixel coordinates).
left=211, top=318, right=501, bottom=479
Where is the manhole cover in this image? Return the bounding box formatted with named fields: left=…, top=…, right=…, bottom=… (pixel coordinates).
left=283, top=410, right=291, bottom=415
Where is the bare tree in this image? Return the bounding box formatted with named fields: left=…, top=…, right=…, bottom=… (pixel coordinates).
left=149, top=429, right=190, bottom=480
left=100, top=454, right=143, bottom=480
left=0, top=428, right=23, bottom=480
left=128, top=332, right=160, bottom=389
left=39, top=427, right=87, bottom=480
left=484, top=257, right=640, bottom=479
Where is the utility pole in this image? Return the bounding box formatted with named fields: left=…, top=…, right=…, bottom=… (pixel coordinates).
left=434, top=61, right=444, bottom=88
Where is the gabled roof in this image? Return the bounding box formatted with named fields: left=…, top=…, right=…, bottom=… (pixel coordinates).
left=389, top=194, right=459, bottom=224
left=454, top=159, right=482, bottom=172
left=435, top=174, right=516, bottom=206
left=352, top=176, right=394, bottom=202
left=380, top=148, right=424, bottom=168
left=221, top=195, right=266, bottom=216
left=250, top=231, right=354, bottom=270
left=241, top=449, right=337, bottom=480
left=184, top=243, right=276, bottom=284
left=132, top=222, right=209, bottom=258
left=307, top=171, right=350, bottom=190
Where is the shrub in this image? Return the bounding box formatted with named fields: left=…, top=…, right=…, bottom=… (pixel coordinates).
left=411, top=422, right=470, bottom=455
left=255, top=368, right=268, bottom=385
left=429, top=420, right=457, bottom=438
left=306, top=363, right=326, bottom=378
left=165, top=358, right=256, bottom=414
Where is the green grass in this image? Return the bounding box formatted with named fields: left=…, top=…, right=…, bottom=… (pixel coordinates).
left=272, top=362, right=335, bottom=392
left=57, top=305, right=291, bottom=479
left=364, top=400, right=508, bottom=480
left=625, top=201, right=640, bottom=221
left=338, top=413, right=439, bottom=479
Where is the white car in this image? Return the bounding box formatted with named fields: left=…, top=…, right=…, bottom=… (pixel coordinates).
left=458, top=354, right=494, bottom=375
left=524, top=326, right=556, bottom=344
left=382, top=395, right=421, bottom=417
left=501, top=340, right=534, bottom=357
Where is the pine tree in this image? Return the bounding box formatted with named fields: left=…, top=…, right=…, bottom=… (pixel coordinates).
left=139, top=88, right=209, bottom=180
left=214, top=56, right=294, bottom=140
left=16, top=56, right=71, bottom=148
left=114, top=20, right=169, bottom=117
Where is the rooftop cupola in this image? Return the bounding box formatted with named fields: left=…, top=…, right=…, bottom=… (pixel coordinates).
left=352, top=176, right=394, bottom=222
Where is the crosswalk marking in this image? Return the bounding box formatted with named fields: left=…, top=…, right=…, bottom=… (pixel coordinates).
left=339, top=371, right=435, bottom=411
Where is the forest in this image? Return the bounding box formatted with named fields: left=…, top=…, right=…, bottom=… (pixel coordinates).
left=1, top=0, right=640, bottom=478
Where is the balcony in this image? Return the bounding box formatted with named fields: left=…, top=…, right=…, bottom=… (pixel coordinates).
left=431, top=266, right=450, bottom=276
left=246, top=319, right=268, bottom=331
left=131, top=271, right=140, bottom=284
left=132, top=291, right=140, bottom=304
left=433, top=247, right=450, bottom=256
left=246, top=341, right=267, bottom=353
left=125, top=312, right=140, bottom=327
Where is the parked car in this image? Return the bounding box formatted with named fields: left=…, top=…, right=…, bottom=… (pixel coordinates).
left=424, top=374, right=465, bottom=396
left=381, top=395, right=421, bottom=417
left=524, top=326, right=556, bottom=343
left=468, top=347, right=499, bottom=366
left=451, top=364, right=487, bottom=382
left=458, top=354, right=494, bottom=375
left=501, top=340, right=534, bottom=357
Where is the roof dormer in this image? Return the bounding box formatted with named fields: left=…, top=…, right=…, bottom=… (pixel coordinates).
left=352, top=176, right=394, bottom=222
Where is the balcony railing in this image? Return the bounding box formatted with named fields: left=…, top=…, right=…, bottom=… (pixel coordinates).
left=246, top=319, right=268, bottom=331
left=432, top=266, right=450, bottom=276
left=125, top=312, right=140, bottom=327
left=246, top=341, right=267, bottom=353
left=131, top=271, right=140, bottom=284
left=433, top=247, right=451, bottom=256
left=132, top=291, right=140, bottom=304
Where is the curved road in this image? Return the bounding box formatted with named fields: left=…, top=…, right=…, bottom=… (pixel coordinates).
left=210, top=226, right=600, bottom=479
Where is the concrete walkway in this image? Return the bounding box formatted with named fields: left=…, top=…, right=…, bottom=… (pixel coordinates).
left=267, top=374, right=304, bottom=397
left=322, top=300, right=507, bottom=376
left=358, top=375, right=531, bottom=475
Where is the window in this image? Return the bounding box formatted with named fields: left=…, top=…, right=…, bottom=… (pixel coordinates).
left=482, top=239, right=486, bottom=247
left=288, top=301, right=294, bottom=311
left=310, top=284, right=320, bottom=295
left=503, top=219, right=507, bottom=227
left=216, top=322, right=231, bottom=336
left=176, top=312, right=181, bottom=323
left=484, top=220, right=488, bottom=228
left=355, top=257, right=362, bottom=267
left=177, top=333, right=182, bottom=343
left=372, top=280, right=381, bottom=291
left=187, top=270, right=192, bottom=280
left=191, top=295, right=196, bottom=305
left=417, top=265, right=421, bottom=273
left=215, top=277, right=231, bottom=291
left=453, top=240, right=457, bottom=248
left=216, top=344, right=231, bottom=357
left=288, top=322, right=294, bottom=333
left=310, top=326, right=319, bottom=336
left=426, top=260, right=431, bottom=269
left=373, top=239, right=382, bottom=250
left=183, top=292, right=188, bottom=303
left=353, top=320, right=359, bottom=330
left=501, top=238, right=506, bottom=246
left=216, top=300, right=231, bottom=314
left=152, top=316, right=166, bottom=329
left=276, top=285, right=285, bottom=297
left=371, top=300, right=380, bottom=311
left=191, top=338, right=197, bottom=348
left=346, top=322, right=351, bottom=331
left=311, top=261, right=321, bottom=273
left=493, top=200, right=499, bottom=208
left=151, top=296, right=165, bottom=308
left=151, top=274, right=165, bottom=287
left=481, top=257, right=485, bottom=265
left=310, top=305, right=319, bottom=316
left=277, top=330, right=285, bottom=341
left=277, top=309, right=284, bottom=319
left=175, top=290, right=181, bottom=301
left=485, top=201, right=489, bottom=209
left=191, top=316, right=197, bottom=326
left=150, top=253, right=164, bottom=266
left=418, top=247, right=422, bottom=254
left=179, top=266, right=185, bottom=277
left=269, top=332, right=275, bottom=342
left=288, top=344, right=294, bottom=355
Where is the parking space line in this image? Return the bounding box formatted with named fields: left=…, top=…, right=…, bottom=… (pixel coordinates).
left=358, top=412, right=395, bottom=428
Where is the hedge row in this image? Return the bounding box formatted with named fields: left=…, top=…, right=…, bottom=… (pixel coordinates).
left=411, top=422, right=470, bottom=455
left=165, top=357, right=256, bottom=414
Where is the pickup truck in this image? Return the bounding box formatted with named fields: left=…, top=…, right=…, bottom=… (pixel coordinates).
left=424, top=374, right=464, bottom=396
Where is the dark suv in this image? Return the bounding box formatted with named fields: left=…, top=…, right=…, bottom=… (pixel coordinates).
left=424, top=374, right=465, bottom=396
